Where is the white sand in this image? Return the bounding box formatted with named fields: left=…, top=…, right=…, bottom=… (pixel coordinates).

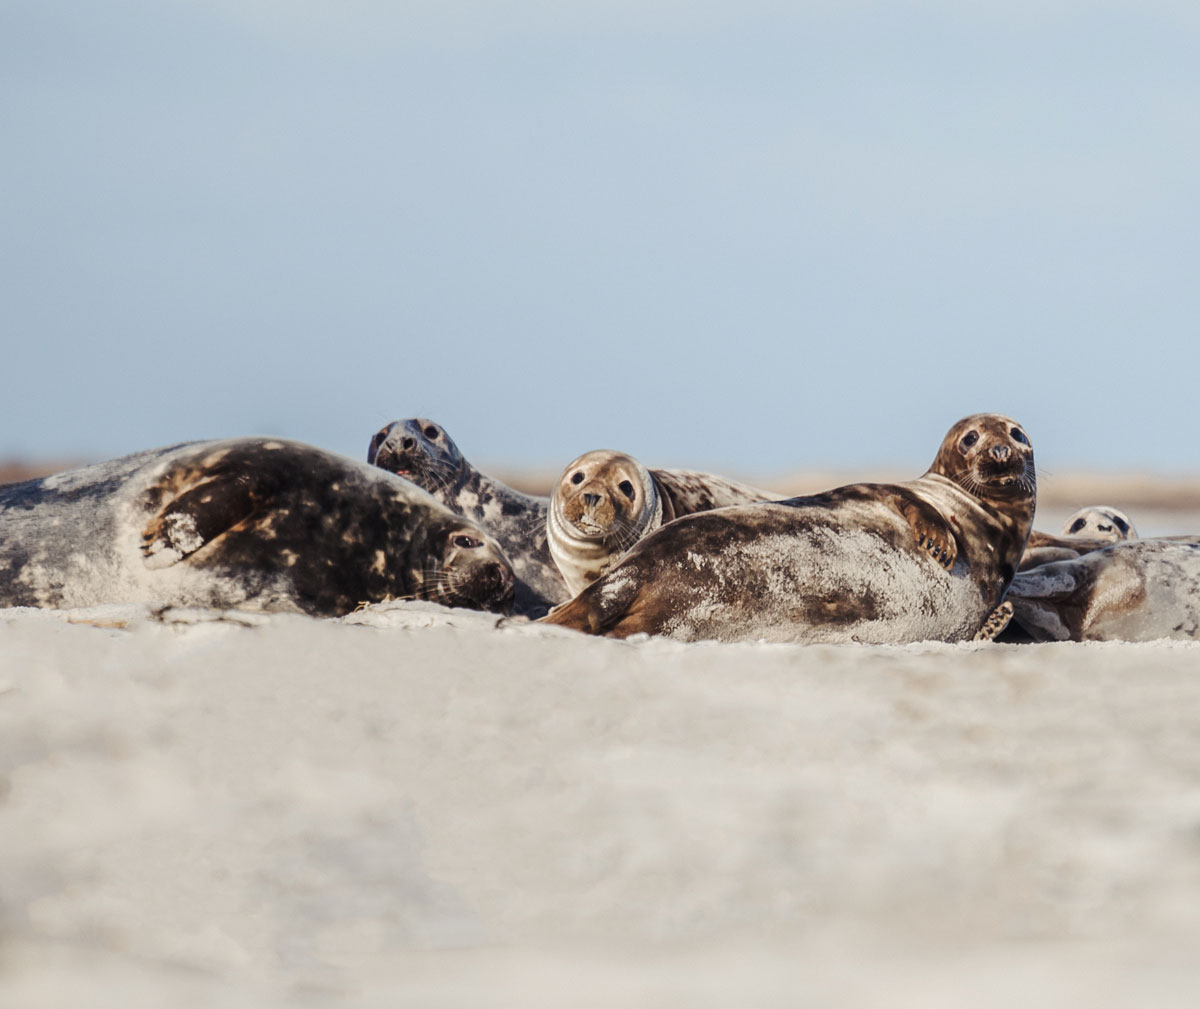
left=3, top=602, right=1200, bottom=1007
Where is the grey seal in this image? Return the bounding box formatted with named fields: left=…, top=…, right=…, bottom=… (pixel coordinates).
left=1006, top=538, right=1200, bottom=641
left=1, top=438, right=514, bottom=617
left=541, top=414, right=1036, bottom=644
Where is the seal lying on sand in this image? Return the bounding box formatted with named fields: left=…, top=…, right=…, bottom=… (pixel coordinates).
left=1020, top=506, right=1139, bottom=570
left=368, top=418, right=567, bottom=616
left=367, top=418, right=779, bottom=613
left=1006, top=538, right=1200, bottom=641
left=541, top=414, right=1036, bottom=644
left=547, top=449, right=781, bottom=596
left=0, top=439, right=514, bottom=617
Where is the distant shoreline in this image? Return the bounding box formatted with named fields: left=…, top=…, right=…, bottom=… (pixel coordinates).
left=7, top=459, right=1200, bottom=513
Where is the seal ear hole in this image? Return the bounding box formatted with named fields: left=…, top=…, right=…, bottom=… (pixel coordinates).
left=451, top=534, right=482, bottom=549
left=423, top=426, right=440, bottom=440
left=1010, top=427, right=1030, bottom=446
left=571, top=472, right=584, bottom=485
left=618, top=480, right=636, bottom=501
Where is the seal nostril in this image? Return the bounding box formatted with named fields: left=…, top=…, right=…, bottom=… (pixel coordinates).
left=583, top=493, right=601, bottom=507
left=401, top=437, right=415, bottom=451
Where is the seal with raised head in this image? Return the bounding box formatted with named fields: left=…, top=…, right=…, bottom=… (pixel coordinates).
left=368, top=417, right=567, bottom=616
left=1020, top=505, right=1139, bottom=570
left=367, top=418, right=780, bottom=614
left=541, top=414, right=1037, bottom=644
left=546, top=449, right=781, bottom=597
left=1005, top=538, right=1200, bottom=641
left=0, top=438, right=515, bottom=617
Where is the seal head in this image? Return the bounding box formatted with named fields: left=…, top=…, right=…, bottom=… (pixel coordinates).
left=369, top=419, right=468, bottom=499
left=547, top=450, right=667, bottom=597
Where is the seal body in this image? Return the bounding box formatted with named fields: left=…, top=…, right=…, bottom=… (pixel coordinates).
left=541, top=414, right=1036, bottom=644
left=546, top=450, right=780, bottom=597
left=1006, top=539, right=1200, bottom=641
left=0, top=439, right=514, bottom=617
left=368, top=418, right=566, bottom=616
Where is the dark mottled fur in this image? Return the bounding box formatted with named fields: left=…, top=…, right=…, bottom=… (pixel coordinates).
left=1, top=439, right=514, bottom=617
left=369, top=418, right=565, bottom=616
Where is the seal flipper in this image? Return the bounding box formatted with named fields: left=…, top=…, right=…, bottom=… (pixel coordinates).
left=539, top=568, right=644, bottom=635
left=899, top=497, right=958, bottom=570
left=973, top=600, right=1013, bottom=641
left=142, top=474, right=264, bottom=568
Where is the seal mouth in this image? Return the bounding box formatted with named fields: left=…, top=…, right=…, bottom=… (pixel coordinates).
left=971, top=457, right=1037, bottom=497
left=572, top=516, right=609, bottom=537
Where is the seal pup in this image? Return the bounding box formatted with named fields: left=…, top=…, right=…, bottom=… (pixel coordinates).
left=541, top=414, right=1037, bottom=645
left=368, top=418, right=567, bottom=616
left=546, top=449, right=782, bottom=597
left=0, top=438, right=514, bottom=617
left=367, top=418, right=781, bottom=614
left=1020, top=505, right=1139, bottom=570
left=1006, top=539, right=1200, bottom=641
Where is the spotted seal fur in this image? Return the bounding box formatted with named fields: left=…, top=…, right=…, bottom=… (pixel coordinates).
left=541, top=414, right=1037, bottom=644
left=368, top=418, right=780, bottom=614
left=0, top=438, right=514, bottom=617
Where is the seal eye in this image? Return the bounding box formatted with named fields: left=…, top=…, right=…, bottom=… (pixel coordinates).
left=571, top=472, right=584, bottom=485
left=451, top=534, right=481, bottom=549
left=1010, top=427, right=1030, bottom=446
left=618, top=480, right=635, bottom=501
left=423, top=426, right=440, bottom=440
left=961, top=431, right=979, bottom=449
left=1068, top=518, right=1087, bottom=534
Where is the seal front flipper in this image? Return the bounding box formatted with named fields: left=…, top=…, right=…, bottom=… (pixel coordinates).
left=142, top=473, right=265, bottom=569
left=899, top=496, right=958, bottom=570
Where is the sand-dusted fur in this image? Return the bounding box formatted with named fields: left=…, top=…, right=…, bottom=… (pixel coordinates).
left=0, top=439, right=514, bottom=617
left=1006, top=539, right=1200, bottom=641
left=541, top=414, right=1037, bottom=644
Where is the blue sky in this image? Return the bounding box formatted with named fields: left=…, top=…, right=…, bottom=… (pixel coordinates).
left=3, top=0, right=1198, bottom=477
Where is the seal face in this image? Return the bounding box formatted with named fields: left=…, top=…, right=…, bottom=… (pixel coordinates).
left=368, top=418, right=567, bottom=617
left=541, top=414, right=1037, bottom=644
left=0, top=439, right=515, bottom=617
left=1006, top=539, right=1200, bottom=641
left=547, top=450, right=665, bottom=597
left=1060, top=505, right=1138, bottom=541
left=546, top=451, right=783, bottom=598
left=1019, top=505, right=1139, bottom=570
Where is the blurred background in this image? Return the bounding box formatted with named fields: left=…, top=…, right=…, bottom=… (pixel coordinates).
left=3, top=0, right=1198, bottom=490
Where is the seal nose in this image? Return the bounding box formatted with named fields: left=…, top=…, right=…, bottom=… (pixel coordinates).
left=990, top=444, right=1011, bottom=462
left=582, top=492, right=601, bottom=508
left=401, top=436, right=416, bottom=451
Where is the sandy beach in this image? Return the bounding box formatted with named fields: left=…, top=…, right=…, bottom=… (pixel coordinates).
left=3, top=597, right=1200, bottom=1007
